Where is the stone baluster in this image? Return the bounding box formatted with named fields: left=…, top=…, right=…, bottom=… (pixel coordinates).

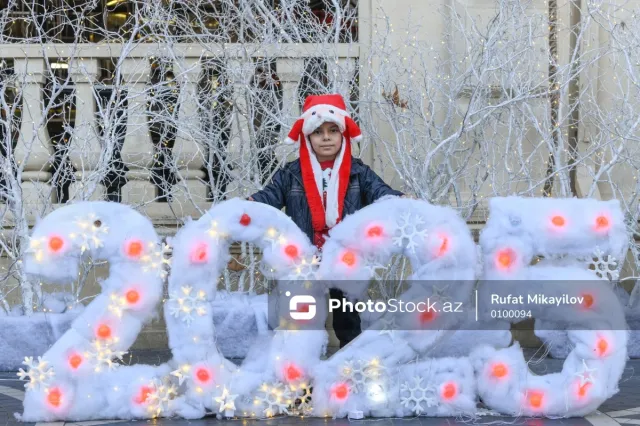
left=171, top=57, right=207, bottom=204
left=13, top=58, right=54, bottom=211
left=227, top=59, right=253, bottom=192
left=276, top=58, right=305, bottom=119
left=68, top=59, right=105, bottom=201
left=120, top=58, right=156, bottom=204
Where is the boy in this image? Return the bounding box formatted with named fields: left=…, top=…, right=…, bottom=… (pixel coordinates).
left=249, top=94, right=403, bottom=347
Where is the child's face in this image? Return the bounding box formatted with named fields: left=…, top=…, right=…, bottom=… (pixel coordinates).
left=309, top=122, right=343, bottom=161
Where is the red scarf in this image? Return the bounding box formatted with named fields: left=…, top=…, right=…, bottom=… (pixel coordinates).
left=299, top=140, right=351, bottom=249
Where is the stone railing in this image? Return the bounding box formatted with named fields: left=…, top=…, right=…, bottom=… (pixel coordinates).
left=0, top=43, right=363, bottom=231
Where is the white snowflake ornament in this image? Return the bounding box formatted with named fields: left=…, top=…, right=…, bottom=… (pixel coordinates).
left=400, top=376, right=438, bottom=415
left=168, top=286, right=208, bottom=325
left=393, top=212, right=428, bottom=254
left=587, top=247, right=619, bottom=281
left=146, top=377, right=178, bottom=418
left=254, top=382, right=293, bottom=417
left=69, top=213, right=109, bottom=254
left=141, top=242, right=172, bottom=279
left=340, top=358, right=386, bottom=394
left=289, top=382, right=313, bottom=416
left=85, top=339, right=127, bottom=372
left=289, top=255, right=321, bottom=280
left=17, top=357, right=55, bottom=390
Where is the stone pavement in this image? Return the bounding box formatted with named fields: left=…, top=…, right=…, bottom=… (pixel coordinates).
left=0, top=349, right=637, bottom=426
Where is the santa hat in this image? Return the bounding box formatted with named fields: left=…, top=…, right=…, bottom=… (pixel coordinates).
left=284, top=94, right=363, bottom=239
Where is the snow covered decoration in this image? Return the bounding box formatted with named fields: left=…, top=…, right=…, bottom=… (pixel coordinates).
left=17, top=197, right=631, bottom=421
left=17, top=357, right=55, bottom=390
left=312, top=198, right=482, bottom=418
left=18, top=202, right=165, bottom=421
left=473, top=196, right=629, bottom=417
left=163, top=198, right=325, bottom=419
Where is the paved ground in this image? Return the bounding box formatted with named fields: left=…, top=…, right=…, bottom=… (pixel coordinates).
left=1, top=349, right=638, bottom=426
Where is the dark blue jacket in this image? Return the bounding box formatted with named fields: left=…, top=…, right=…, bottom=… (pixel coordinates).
left=250, top=157, right=403, bottom=243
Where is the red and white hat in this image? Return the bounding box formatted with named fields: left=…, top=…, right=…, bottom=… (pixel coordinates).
left=285, top=94, right=363, bottom=245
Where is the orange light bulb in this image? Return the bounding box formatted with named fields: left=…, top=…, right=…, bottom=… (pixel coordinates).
left=69, top=354, right=82, bottom=370
left=47, top=388, right=62, bottom=408
left=597, top=338, right=608, bottom=356
left=196, top=368, right=211, bottom=383
left=528, top=391, right=544, bottom=409
left=96, top=324, right=111, bottom=339
left=126, top=289, right=140, bottom=304
left=332, top=383, right=349, bottom=400
left=367, top=226, right=383, bottom=238
left=441, top=382, right=457, bottom=400
left=284, top=245, right=298, bottom=259
left=49, top=236, right=64, bottom=252
left=491, top=362, right=508, bottom=378
left=342, top=251, right=356, bottom=267
left=285, top=363, right=302, bottom=382
left=126, top=240, right=143, bottom=258
left=595, top=215, right=609, bottom=230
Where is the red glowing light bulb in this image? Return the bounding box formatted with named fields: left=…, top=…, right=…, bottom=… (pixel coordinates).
left=597, top=338, right=608, bottom=356
left=285, top=363, right=303, bottom=382
left=136, top=386, right=153, bottom=404
left=240, top=213, right=251, bottom=226
left=284, top=244, right=299, bottom=259
left=581, top=293, right=594, bottom=309
left=342, top=251, right=356, bottom=267
left=195, top=368, right=211, bottom=383
left=437, top=234, right=449, bottom=257
left=528, top=391, right=544, bottom=409
left=551, top=215, right=565, bottom=227
left=595, top=215, right=610, bottom=231
left=441, top=382, right=457, bottom=401
left=126, top=289, right=140, bottom=304
left=96, top=324, right=111, bottom=340
left=332, top=383, right=349, bottom=400
left=491, top=362, right=508, bottom=378
left=367, top=226, right=383, bottom=238
left=49, top=236, right=64, bottom=252
left=578, top=382, right=591, bottom=398
left=419, top=309, right=437, bottom=324
left=191, top=243, right=208, bottom=264
left=47, top=388, right=62, bottom=408
left=496, top=248, right=515, bottom=270
left=68, top=354, right=82, bottom=370
left=126, top=240, right=144, bottom=258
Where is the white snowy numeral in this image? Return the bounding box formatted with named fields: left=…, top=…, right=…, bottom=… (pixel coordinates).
left=473, top=197, right=628, bottom=417
left=19, top=202, right=166, bottom=421
left=311, top=198, right=479, bottom=418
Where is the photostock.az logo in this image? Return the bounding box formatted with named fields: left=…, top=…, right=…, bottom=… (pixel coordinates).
left=286, top=291, right=316, bottom=320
